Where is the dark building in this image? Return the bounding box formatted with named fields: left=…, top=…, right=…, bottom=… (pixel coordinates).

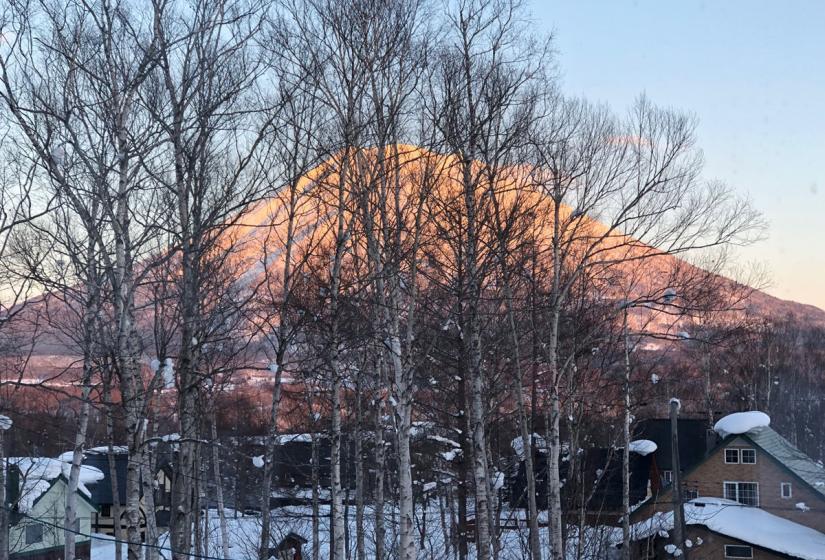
left=634, top=418, right=718, bottom=491
left=508, top=445, right=652, bottom=522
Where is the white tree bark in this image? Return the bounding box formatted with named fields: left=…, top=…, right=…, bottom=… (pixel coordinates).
left=210, top=415, right=230, bottom=560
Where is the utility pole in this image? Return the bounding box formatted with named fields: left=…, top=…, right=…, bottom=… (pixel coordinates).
left=670, top=398, right=689, bottom=560
left=0, top=415, right=12, bottom=560
left=621, top=304, right=632, bottom=560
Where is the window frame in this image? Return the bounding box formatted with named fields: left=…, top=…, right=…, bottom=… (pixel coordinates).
left=662, top=470, right=673, bottom=485
left=25, top=523, right=44, bottom=545
left=684, top=488, right=699, bottom=500
left=724, top=544, right=754, bottom=558
left=724, top=448, right=740, bottom=464
left=781, top=482, right=793, bottom=499
left=740, top=448, right=756, bottom=464
left=723, top=480, right=760, bottom=506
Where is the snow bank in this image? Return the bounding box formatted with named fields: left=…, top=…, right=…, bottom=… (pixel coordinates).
left=629, top=440, right=658, bottom=456
left=252, top=455, right=265, bottom=468
left=713, top=411, right=770, bottom=438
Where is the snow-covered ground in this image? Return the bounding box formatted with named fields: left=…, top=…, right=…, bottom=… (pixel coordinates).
left=91, top=506, right=618, bottom=560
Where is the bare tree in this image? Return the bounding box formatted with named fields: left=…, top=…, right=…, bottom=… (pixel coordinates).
left=145, top=1, right=274, bottom=556
left=425, top=1, right=549, bottom=557
left=0, top=3, right=166, bottom=558
left=0, top=88, right=51, bottom=560
left=529, top=94, right=764, bottom=559
left=252, top=24, right=328, bottom=558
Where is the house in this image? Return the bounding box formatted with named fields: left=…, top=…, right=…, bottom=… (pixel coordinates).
left=72, top=446, right=153, bottom=536
left=506, top=434, right=652, bottom=523
left=630, top=497, right=825, bottom=560
left=634, top=418, right=717, bottom=491
left=630, top=411, right=825, bottom=559
left=65, top=445, right=176, bottom=535
left=5, top=458, right=101, bottom=560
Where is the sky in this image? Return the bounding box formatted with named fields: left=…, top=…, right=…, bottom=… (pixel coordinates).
left=528, top=0, right=825, bottom=310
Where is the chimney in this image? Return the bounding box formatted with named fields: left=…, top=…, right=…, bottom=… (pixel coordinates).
left=705, top=429, right=719, bottom=456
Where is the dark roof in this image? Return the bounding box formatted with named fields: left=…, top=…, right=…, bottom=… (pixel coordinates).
left=635, top=418, right=715, bottom=472
left=583, top=448, right=651, bottom=510
left=508, top=446, right=650, bottom=512
left=82, top=453, right=129, bottom=506
left=742, top=427, right=825, bottom=500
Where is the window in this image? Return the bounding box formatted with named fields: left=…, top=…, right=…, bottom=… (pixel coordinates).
left=662, top=470, right=673, bottom=485
left=724, top=544, right=753, bottom=558
left=725, top=448, right=755, bottom=464
left=781, top=482, right=793, bottom=499
left=684, top=489, right=699, bottom=500
left=25, top=523, right=44, bottom=545
left=724, top=481, right=759, bottom=506
left=101, top=505, right=111, bottom=517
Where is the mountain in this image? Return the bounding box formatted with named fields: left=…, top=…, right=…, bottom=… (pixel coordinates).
left=9, top=145, right=825, bottom=384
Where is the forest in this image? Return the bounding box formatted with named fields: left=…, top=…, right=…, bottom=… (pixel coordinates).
left=0, top=1, right=822, bottom=559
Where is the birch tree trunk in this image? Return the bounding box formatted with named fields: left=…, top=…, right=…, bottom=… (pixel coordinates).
left=141, top=444, right=160, bottom=560
left=546, top=208, right=565, bottom=560
left=64, top=378, right=93, bottom=560
left=210, top=415, right=231, bottom=560
left=0, top=427, right=8, bottom=560
left=65, top=238, right=99, bottom=560
left=328, top=148, right=351, bottom=560
left=373, top=360, right=387, bottom=560
left=104, top=376, right=124, bottom=560
left=354, top=374, right=365, bottom=560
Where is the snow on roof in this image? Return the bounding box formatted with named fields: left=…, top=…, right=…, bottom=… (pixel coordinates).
left=6, top=457, right=104, bottom=513
left=275, top=433, right=314, bottom=445
left=427, top=435, right=460, bottom=448
left=629, top=440, right=657, bottom=456
left=511, top=433, right=547, bottom=460
left=630, top=498, right=825, bottom=560
left=85, top=445, right=129, bottom=455
left=745, top=426, right=825, bottom=500
left=713, top=411, right=770, bottom=438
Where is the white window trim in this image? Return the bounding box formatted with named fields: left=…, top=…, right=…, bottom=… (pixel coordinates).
left=781, top=482, right=793, bottom=499
left=740, top=448, right=756, bottom=464
left=724, top=448, right=740, bottom=464
left=724, top=544, right=754, bottom=558
left=723, top=480, right=760, bottom=506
